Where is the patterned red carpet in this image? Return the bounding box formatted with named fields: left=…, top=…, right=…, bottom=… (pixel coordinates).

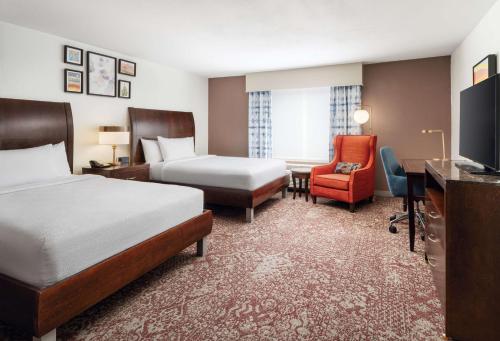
left=0, top=195, right=444, bottom=341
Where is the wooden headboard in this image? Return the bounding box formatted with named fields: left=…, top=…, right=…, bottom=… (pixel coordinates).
left=0, top=97, right=74, bottom=171
left=128, top=107, right=195, bottom=163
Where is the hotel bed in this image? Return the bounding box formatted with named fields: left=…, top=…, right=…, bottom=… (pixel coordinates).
left=0, top=98, right=213, bottom=341
left=129, top=107, right=290, bottom=222
left=0, top=175, right=203, bottom=288
left=149, top=155, right=287, bottom=191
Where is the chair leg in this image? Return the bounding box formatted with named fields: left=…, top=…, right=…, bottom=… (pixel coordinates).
left=416, top=212, right=426, bottom=227
left=368, top=195, right=374, bottom=203
left=389, top=212, right=409, bottom=233
left=389, top=201, right=427, bottom=238
left=415, top=203, right=426, bottom=241
left=349, top=203, right=355, bottom=212
left=403, top=196, right=408, bottom=212
left=391, top=213, right=409, bottom=224
left=312, top=195, right=317, bottom=204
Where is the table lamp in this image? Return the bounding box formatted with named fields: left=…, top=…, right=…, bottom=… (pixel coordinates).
left=98, top=126, right=129, bottom=165
left=421, top=129, right=448, bottom=161
left=353, top=106, right=372, bottom=134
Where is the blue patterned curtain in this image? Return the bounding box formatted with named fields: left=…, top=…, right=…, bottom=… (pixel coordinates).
left=248, top=91, right=272, bottom=158
left=329, top=85, right=362, bottom=160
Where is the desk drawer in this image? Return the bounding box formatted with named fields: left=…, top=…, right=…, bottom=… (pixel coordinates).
left=426, top=231, right=446, bottom=308
left=425, top=196, right=445, bottom=248
left=425, top=197, right=446, bottom=309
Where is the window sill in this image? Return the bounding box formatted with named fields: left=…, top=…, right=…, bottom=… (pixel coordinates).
left=275, top=158, right=329, bottom=166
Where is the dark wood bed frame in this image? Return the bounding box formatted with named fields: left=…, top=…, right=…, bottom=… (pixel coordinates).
left=0, top=98, right=213, bottom=340
left=129, top=107, right=289, bottom=222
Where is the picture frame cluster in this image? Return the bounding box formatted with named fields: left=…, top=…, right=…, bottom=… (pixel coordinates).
left=63, top=45, right=135, bottom=99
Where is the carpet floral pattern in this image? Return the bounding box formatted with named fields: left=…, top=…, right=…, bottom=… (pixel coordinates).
left=0, top=196, right=444, bottom=340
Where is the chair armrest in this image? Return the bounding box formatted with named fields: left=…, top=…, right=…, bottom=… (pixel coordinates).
left=350, top=144, right=376, bottom=186
left=350, top=165, right=374, bottom=184
left=310, top=162, right=337, bottom=188
left=311, top=163, right=336, bottom=177
left=349, top=165, right=376, bottom=201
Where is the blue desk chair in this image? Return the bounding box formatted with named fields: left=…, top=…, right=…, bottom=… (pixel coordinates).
left=380, top=147, right=425, bottom=233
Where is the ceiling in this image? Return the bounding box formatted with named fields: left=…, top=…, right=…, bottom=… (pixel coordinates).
left=0, top=0, right=496, bottom=77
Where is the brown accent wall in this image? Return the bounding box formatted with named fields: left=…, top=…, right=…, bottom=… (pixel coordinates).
left=208, top=76, right=249, bottom=157
left=208, top=57, right=451, bottom=192
left=363, top=56, right=451, bottom=191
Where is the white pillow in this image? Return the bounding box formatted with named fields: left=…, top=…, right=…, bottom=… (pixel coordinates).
left=0, top=144, right=60, bottom=187
left=141, top=138, right=163, bottom=163
left=157, top=136, right=196, bottom=162
left=52, top=142, right=71, bottom=176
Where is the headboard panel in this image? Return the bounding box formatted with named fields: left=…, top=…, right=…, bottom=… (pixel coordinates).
left=0, top=98, right=74, bottom=171
left=129, top=107, right=195, bottom=163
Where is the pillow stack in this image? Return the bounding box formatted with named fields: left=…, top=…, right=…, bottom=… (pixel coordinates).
left=141, top=138, right=163, bottom=164
left=0, top=142, right=71, bottom=188
left=141, top=136, right=195, bottom=164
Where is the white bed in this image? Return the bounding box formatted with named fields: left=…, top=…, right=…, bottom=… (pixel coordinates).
left=150, top=155, right=288, bottom=191
left=0, top=175, right=203, bottom=288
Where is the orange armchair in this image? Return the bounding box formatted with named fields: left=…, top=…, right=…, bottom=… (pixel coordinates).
left=311, top=135, right=377, bottom=212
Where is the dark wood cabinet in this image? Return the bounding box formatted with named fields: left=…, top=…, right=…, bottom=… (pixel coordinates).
left=425, top=160, right=500, bottom=341
left=82, top=163, right=150, bottom=182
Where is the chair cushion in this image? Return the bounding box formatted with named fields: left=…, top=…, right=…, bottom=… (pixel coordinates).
left=315, top=173, right=350, bottom=190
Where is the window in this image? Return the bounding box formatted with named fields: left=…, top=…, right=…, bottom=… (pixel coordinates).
left=272, top=87, right=330, bottom=162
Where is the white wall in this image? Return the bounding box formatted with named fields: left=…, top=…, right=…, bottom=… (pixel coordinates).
left=246, top=63, right=362, bottom=92
left=0, top=21, right=208, bottom=172
left=451, top=0, right=500, bottom=159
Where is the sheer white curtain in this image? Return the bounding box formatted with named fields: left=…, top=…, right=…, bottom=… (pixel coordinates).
left=272, top=87, right=330, bottom=162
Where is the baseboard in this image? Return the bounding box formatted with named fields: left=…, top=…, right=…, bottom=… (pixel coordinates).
left=375, top=190, right=392, bottom=197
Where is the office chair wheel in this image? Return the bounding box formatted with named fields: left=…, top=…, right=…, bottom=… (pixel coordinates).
left=389, top=224, right=398, bottom=234
left=389, top=214, right=396, bottom=221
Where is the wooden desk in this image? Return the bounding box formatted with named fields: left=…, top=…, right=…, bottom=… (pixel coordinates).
left=401, top=159, right=425, bottom=252
left=425, top=160, right=500, bottom=340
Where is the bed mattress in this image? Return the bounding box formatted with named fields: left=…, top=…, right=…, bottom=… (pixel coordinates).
left=150, top=155, right=287, bottom=190
left=0, top=175, right=203, bottom=288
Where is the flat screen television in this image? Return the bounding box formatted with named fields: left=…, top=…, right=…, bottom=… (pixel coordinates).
left=459, top=74, right=500, bottom=172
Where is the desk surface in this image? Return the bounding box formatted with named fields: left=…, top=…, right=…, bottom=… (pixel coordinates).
left=402, top=159, right=426, bottom=175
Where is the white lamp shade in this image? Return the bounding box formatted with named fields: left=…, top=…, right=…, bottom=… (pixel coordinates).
left=98, top=131, right=129, bottom=145
left=353, top=109, right=370, bottom=124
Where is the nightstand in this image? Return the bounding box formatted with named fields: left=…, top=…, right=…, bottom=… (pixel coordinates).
left=82, top=163, right=150, bottom=182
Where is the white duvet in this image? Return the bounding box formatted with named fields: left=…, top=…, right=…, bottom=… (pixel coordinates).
left=150, top=155, right=287, bottom=190
left=0, top=175, right=203, bottom=288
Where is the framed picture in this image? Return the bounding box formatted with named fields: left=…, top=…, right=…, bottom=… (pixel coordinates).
left=64, top=45, right=83, bottom=66
left=118, top=59, right=136, bottom=76
left=473, top=54, right=497, bottom=85
left=87, top=51, right=117, bottom=97
left=64, top=69, right=83, bottom=93
left=118, top=80, right=131, bottom=99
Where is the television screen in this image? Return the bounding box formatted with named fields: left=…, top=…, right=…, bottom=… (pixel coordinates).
left=459, top=75, right=499, bottom=170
